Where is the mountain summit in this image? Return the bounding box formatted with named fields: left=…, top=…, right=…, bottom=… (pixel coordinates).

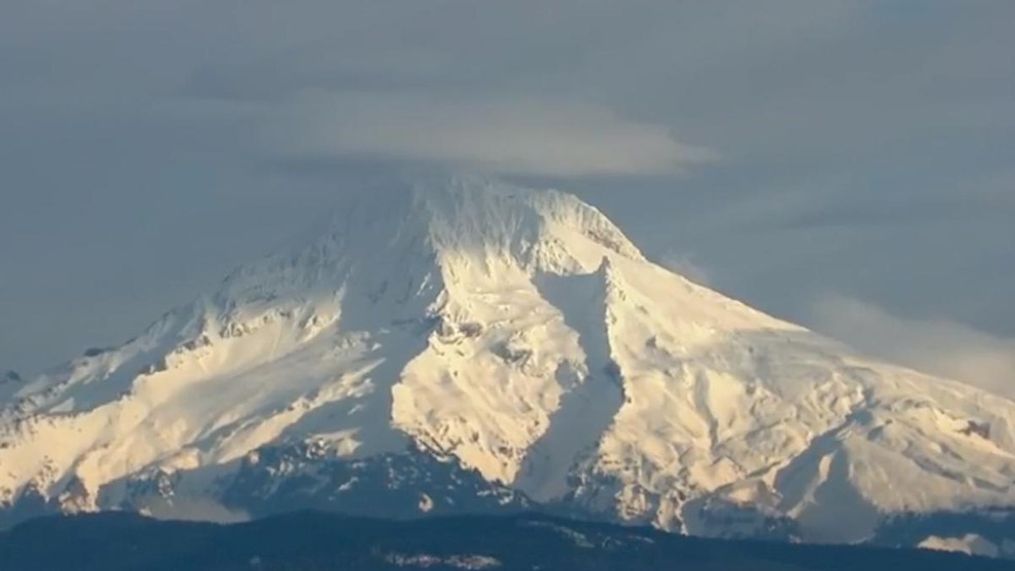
left=2, top=177, right=1013, bottom=549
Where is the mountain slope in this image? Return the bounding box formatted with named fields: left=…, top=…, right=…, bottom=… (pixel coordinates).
left=1, top=177, right=1014, bottom=550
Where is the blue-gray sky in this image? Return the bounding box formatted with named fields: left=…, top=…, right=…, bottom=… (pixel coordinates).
left=1, top=1, right=1013, bottom=394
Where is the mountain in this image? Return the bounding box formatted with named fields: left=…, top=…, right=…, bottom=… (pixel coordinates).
left=1, top=176, right=1014, bottom=552
left=2, top=511, right=1010, bottom=571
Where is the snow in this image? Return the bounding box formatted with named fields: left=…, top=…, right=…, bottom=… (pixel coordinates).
left=2, top=175, right=1015, bottom=546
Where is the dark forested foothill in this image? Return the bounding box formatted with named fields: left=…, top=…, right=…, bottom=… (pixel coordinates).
left=0, top=511, right=1010, bottom=571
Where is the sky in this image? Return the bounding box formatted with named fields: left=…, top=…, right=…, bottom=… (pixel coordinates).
left=1, top=1, right=1013, bottom=396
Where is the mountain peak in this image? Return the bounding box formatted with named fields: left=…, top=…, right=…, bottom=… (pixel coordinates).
left=214, top=176, right=645, bottom=306
left=340, top=174, right=645, bottom=262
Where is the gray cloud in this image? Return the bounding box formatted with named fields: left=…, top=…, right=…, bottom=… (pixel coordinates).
left=1, top=1, right=1013, bottom=374
left=809, top=295, right=1015, bottom=400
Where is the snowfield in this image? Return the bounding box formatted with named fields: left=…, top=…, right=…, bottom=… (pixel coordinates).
left=1, top=176, right=1014, bottom=548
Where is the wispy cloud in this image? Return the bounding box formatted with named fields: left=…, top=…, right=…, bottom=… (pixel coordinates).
left=139, top=496, right=250, bottom=524
left=809, top=294, right=1015, bottom=399
left=659, top=251, right=713, bottom=286
left=263, top=91, right=715, bottom=177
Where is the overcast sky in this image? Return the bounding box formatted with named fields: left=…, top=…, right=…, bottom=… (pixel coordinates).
left=1, top=1, right=1013, bottom=395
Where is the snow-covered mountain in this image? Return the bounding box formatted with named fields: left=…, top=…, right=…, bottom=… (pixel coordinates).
left=2, top=177, right=1014, bottom=550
